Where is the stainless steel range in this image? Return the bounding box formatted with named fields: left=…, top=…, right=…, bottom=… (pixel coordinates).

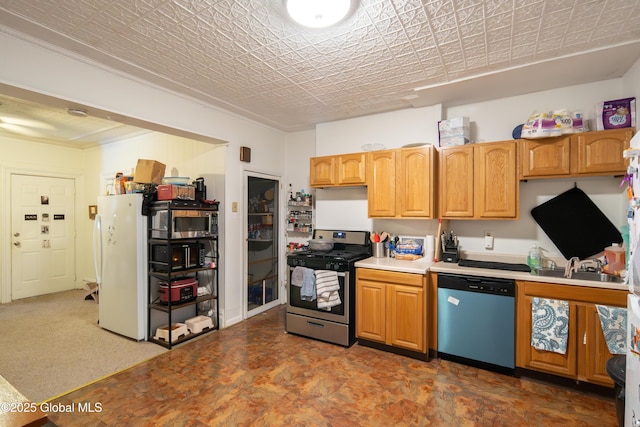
left=286, top=230, right=371, bottom=347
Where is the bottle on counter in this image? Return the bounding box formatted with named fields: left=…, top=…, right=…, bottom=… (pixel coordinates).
left=603, top=243, right=625, bottom=276
left=527, top=243, right=542, bottom=272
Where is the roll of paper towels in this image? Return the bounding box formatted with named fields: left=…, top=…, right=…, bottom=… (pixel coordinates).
left=425, top=235, right=435, bottom=261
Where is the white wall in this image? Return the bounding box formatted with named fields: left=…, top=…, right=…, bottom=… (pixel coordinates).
left=284, top=130, right=315, bottom=244
left=312, top=76, right=638, bottom=262
left=622, top=57, right=640, bottom=100
left=0, top=31, right=287, bottom=327
left=0, top=136, right=87, bottom=302
left=447, top=79, right=627, bottom=142
left=81, top=132, right=226, bottom=283
left=314, top=105, right=443, bottom=232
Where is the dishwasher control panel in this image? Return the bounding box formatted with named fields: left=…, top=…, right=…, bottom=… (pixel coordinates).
left=437, top=273, right=516, bottom=297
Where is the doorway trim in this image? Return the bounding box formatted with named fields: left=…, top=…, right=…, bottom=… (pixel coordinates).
left=243, top=170, right=284, bottom=319
left=1, top=165, right=85, bottom=303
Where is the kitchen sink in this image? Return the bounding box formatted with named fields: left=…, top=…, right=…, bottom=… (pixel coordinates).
left=534, top=268, right=624, bottom=283
left=534, top=268, right=566, bottom=278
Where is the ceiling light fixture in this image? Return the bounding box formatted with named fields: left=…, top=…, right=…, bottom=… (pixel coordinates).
left=286, top=0, right=353, bottom=28
left=67, top=108, right=88, bottom=117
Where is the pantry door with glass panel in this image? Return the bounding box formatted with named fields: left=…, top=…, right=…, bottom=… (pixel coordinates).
left=246, top=173, right=279, bottom=317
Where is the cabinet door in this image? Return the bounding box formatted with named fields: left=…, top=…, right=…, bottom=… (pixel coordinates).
left=397, top=146, right=434, bottom=218
left=574, top=128, right=632, bottom=175
left=337, top=153, right=366, bottom=185
left=439, top=145, right=474, bottom=218
left=518, top=294, right=578, bottom=378
left=310, top=156, right=336, bottom=187
left=519, top=136, right=571, bottom=178
left=367, top=150, right=397, bottom=217
left=387, top=284, right=425, bottom=352
left=356, top=279, right=386, bottom=343
left=582, top=304, right=615, bottom=387
left=475, top=141, right=518, bottom=218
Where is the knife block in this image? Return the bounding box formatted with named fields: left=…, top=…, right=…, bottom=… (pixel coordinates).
left=442, top=246, right=459, bottom=263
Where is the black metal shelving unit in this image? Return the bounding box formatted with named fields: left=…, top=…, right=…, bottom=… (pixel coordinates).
left=147, top=201, right=219, bottom=349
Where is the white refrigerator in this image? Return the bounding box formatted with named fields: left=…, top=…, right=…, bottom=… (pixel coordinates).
left=626, top=130, right=640, bottom=426
left=93, top=194, right=147, bottom=340
left=627, top=294, right=640, bottom=426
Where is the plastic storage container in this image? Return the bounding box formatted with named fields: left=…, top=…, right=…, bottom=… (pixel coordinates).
left=527, top=243, right=542, bottom=272
left=604, top=243, right=626, bottom=276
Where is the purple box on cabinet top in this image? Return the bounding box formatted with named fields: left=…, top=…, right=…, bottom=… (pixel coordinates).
left=596, top=97, right=636, bottom=130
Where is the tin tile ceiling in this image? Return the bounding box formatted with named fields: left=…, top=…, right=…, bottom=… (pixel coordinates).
left=1, top=0, right=640, bottom=140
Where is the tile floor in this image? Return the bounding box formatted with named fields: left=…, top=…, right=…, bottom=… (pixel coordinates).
left=46, top=305, right=618, bottom=426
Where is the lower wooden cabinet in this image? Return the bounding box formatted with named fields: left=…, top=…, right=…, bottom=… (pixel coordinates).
left=356, top=268, right=427, bottom=353
left=516, top=280, right=626, bottom=387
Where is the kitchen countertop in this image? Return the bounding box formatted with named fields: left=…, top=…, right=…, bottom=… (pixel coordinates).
left=355, top=256, right=434, bottom=274
left=355, top=257, right=628, bottom=291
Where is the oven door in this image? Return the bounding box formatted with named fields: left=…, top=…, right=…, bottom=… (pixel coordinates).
left=287, top=266, right=349, bottom=324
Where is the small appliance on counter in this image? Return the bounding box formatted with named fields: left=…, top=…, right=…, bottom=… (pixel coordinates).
left=158, top=278, right=198, bottom=303
left=441, top=230, right=459, bottom=263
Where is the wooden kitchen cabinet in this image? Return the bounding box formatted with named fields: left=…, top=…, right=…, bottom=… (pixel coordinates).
left=310, top=152, right=366, bottom=188
left=515, top=280, right=627, bottom=387
left=439, top=140, right=518, bottom=219
left=519, top=128, right=634, bottom=179
left=356, top=268, right=427, bottom=354
left=367, top=145, right=436, bottom=218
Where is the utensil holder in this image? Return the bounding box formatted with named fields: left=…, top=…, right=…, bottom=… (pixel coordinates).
left=373, top=242, right=388, bottom=258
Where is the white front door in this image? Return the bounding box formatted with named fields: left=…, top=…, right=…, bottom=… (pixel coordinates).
left=11, top=174, right=76, bottom=300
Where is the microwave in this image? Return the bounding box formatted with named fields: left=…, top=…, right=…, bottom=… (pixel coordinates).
left=151, top=208, right=218, bottom=239
left=151, top=243, right=205, bottom=272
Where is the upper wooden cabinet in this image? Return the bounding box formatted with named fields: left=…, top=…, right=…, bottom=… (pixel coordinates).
left=439, top=140, right=518, bottom=219
left=310, top=153, right=367, bottom=188
left=519, top=128, right=634, bottom=180
left=367, top=145, right=436, bottom=218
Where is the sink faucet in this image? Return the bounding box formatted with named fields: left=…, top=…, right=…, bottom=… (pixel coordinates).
left=564, top=257, right=579, bottom=278
left=579, top=258, right=603, bottom=273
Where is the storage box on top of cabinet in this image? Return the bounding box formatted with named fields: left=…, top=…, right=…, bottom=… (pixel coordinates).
left=439, top=117, right=470, bottom=146
left=133, top=159, right=166, bottom=184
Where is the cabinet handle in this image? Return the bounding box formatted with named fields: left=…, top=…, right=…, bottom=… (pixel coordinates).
left=583, top=332, right=587, bottom=345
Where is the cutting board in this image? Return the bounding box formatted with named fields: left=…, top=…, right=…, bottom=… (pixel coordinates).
left=530, top=187, right=622, bottom=260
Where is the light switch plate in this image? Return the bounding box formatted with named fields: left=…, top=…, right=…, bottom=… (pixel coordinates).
left=484, top=232, right=494, bottom=250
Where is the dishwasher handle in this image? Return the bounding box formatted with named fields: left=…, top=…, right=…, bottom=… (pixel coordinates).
left=438, top=273, right=515, bottom=297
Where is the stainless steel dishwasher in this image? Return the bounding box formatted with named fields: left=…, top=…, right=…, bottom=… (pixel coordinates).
left=437, top=273, right=515, bottom=374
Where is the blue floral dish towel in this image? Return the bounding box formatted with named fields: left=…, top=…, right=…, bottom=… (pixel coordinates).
left=531, top=297, right=569, bottom=354
left=595, top=304, right=627, bottom=354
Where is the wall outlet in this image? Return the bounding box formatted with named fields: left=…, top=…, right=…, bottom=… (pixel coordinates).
left=484, top=231, right=494, bottom=250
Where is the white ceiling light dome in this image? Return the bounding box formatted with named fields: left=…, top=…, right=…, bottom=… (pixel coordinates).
left=286, top=0, right=353, bottom=28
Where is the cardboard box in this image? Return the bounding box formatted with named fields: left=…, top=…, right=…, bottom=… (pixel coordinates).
left=157, top=184, right=195, bottom=200
left=133, top=159, right=166, bottom=184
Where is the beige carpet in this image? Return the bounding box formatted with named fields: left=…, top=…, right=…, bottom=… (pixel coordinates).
left=0, top=289, right=166, bottom=403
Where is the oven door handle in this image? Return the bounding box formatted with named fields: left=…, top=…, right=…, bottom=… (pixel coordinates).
left=289, top=266, right=347, bottom=278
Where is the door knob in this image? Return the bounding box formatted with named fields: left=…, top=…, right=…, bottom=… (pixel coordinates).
left=14, top=232, right=20, bottom=237
left=13, top=241, right=21, bottom=247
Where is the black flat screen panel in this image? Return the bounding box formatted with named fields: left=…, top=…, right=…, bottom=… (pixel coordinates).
left=530, top=187, right=622, bottom=260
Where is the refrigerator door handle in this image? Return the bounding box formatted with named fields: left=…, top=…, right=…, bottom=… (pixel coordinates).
left=93, top=213, right=103, bottom=285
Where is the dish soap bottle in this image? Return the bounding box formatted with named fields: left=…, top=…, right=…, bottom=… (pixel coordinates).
left=527, top=243, right=542, bottom=272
